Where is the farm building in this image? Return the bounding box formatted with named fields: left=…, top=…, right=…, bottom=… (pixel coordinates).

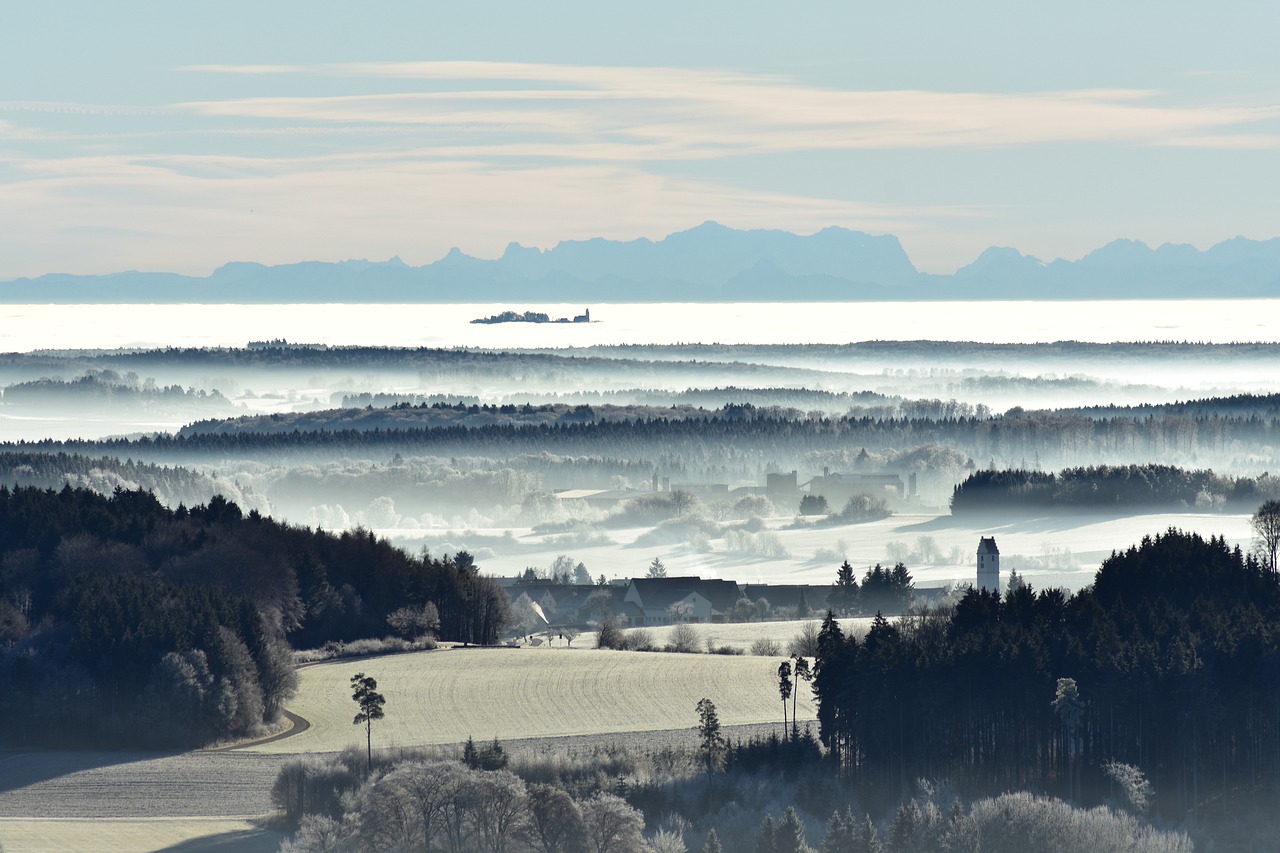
left=622, top=576, right=744, bottom=624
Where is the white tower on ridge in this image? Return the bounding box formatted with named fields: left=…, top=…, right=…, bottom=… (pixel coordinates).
left=977, top=537, right=1000, bottom=593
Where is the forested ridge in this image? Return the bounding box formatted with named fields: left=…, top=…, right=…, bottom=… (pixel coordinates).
left=0, top=485, right=510, bottom=747
left=813, top=529, right=1280, bottom=820
left=951, top=464, right=1280, bottom=513
left=7, top=407, right=1278, bottom=476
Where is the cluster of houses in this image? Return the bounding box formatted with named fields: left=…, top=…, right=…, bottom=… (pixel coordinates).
left=495, top=575, right=837, bottom=628
left=496, top=537, right=1001, bottom=630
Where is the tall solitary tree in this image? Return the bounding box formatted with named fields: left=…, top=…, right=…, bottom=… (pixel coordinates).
left=778, top=661, right=793, bottom=738
left=1252, top=499, right=1280, bottom=575
left=351, top=672, right=386, bottom=772
left=696, top=697, right=723, bottom=772
left=647, top=557, right=668, bottom=578
left=791, top=657, right=811, bottom=738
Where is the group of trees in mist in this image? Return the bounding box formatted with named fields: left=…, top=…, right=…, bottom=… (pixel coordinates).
left=277, top=756, right=652, bottom=853
left=0, top=450, right=251, bottom=511
left=0, top=372, right=234, bottom=413
left=951, top=464, right=1280, bottom=514
left=812, top=529, right=1280, bottom=820
left=0, top=485, right=511, bottom=747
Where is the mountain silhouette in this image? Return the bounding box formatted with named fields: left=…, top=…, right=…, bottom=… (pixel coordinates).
left=3, top=222, right=1278, bottom=302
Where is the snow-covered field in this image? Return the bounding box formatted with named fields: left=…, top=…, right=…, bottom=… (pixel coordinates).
left=0, top=817, right=281, bottom=853
left=0, top=751, right=286, bottom=853
left=247, top=646, right=813, bottom=756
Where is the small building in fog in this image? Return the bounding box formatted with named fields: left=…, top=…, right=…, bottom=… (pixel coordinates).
left=803, top=469, right=905, bottom=507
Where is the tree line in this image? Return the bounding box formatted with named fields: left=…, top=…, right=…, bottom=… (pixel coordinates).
left=950, top=463, right=1280, bottom=513
left=8, top=406, right=1279, bottom=479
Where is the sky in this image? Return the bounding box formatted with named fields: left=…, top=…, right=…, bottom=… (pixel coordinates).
left=2, top=1, right=1278, bottom=279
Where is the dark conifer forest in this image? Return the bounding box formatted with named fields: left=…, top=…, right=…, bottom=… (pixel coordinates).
left=813, top=529, right=1280, bottom=820
left=0, top=485, right=508, bottom=747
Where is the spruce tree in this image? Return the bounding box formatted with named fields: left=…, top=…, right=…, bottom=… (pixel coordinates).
left=851, top=815, right=880, bottom=853
left=702, top=828, right=723, bottom=853
left=776, top=806, right=808, bottom=853
left=755, top=814, right=778, bottom=853
left=819, top=809, right=849, bottom=853
left=887, top=802, right=921, bottom=853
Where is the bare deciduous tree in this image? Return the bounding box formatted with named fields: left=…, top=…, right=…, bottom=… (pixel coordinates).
left=1252, top=499, right=1280, bottom=575
left=581, top=792, right=647, bottom=853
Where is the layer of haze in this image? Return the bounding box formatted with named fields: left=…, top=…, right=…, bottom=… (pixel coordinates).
left=5, top=299, right=1280, bottom=354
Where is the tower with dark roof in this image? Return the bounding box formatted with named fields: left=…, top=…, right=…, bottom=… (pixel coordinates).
left=977, top=536, right=1000, bottom=593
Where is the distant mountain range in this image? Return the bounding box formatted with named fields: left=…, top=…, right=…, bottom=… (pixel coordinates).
left=4, top=222, right=1279, bottom=303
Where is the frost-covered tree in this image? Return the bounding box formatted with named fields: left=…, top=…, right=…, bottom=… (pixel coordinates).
left=1103, top=761, right=1154, bottom=817
left=819, top=810, right=850, bottom=853
left=851, top=813, right=881, bottom=853
left=581, top=792, right=647, bottom=853
left=755, top=814, right=778, bottom=853
left=776, top=806, right=809, bottom=853
left=468, top=769, right=527, bottom=853
left=524, top=783, right=587, bottom=853
left=650, top=828, right=688, bottom=853
left=386, top=601, right=441, bottom=640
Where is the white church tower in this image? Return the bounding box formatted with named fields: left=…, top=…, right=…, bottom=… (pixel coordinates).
left=977, top=536, right=1000, bottom=593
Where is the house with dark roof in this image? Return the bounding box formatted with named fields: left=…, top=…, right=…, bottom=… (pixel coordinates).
left=741, top=583, right=832, bottom=615
left=623, top=576, right=744, bottom=624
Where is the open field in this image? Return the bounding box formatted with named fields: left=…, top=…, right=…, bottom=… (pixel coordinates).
left=0, top=750, right=286, bottom=853
left=0, top=817, right=282, bottom=853
left=246, top=646, right=813, bottom=755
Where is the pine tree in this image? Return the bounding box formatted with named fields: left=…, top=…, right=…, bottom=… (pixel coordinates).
left=755, top=814, right=778, bottom=853
left=349, top=672, right=385, bottom=773
left=887, top=802, right=921, bottom=853
left=819, top=809, right=849, bottom=853
left=696, top=697, right=723, bottom=772
left=776, top=807, right=808, bottom=853
left=702, top=828, right=723, bottom=853
left=851, top=814, right=880, bottom=853
left=778, top=660, right=793, bottom=738
left=832, top=560, right=859, bottom=615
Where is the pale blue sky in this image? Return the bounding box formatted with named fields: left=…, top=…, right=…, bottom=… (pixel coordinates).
left=2, top=1, right=1278, bottom=278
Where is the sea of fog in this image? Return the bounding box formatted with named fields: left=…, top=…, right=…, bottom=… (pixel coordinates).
left=3, top=299, right=1279, bottom=352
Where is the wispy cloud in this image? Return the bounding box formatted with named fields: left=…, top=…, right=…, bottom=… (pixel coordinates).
left=180, top=61, right=1280, bottom=152
left=0, top=148, right=968, bottom=277
left=4, top=60, right=1276, bottom=278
